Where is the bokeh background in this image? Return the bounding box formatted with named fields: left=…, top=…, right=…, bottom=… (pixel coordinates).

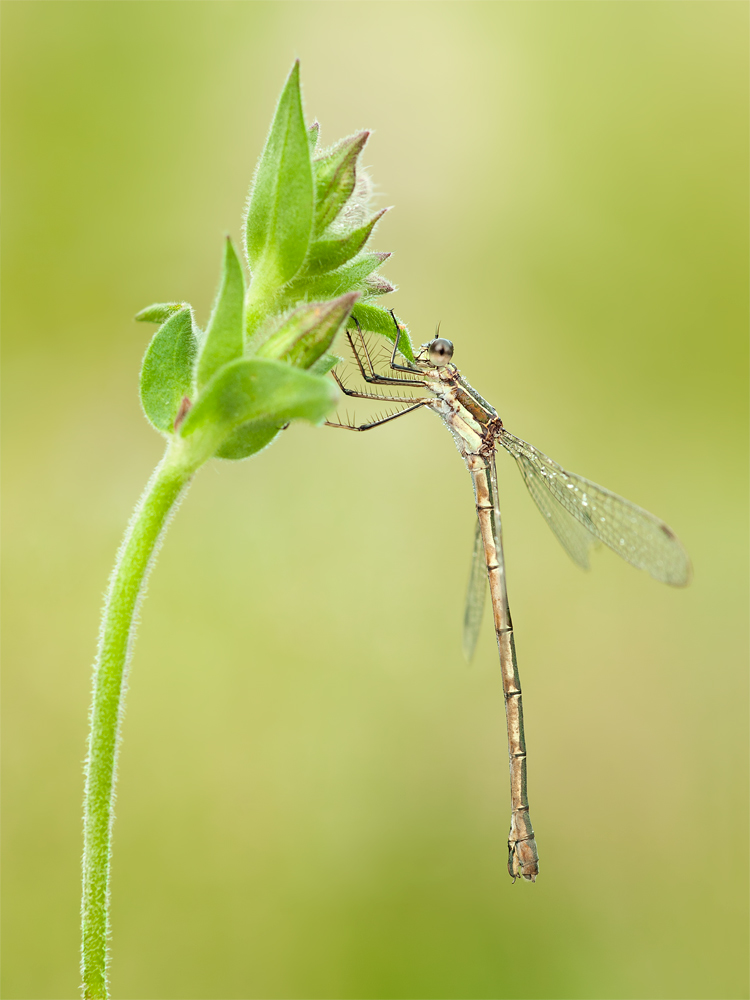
left=3, top=3, right=748, bottom=998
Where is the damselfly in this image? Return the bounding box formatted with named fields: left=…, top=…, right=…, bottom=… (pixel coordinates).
left=327, top=314, right=691, bottom=882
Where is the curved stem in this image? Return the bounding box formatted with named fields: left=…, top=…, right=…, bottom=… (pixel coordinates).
left=81, top=441, right=199, bottom=999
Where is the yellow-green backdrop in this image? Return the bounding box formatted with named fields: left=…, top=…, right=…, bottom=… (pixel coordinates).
left=3, top=3, right=748, bottom=998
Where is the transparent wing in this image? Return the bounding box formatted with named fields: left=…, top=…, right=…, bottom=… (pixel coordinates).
left=462, top=519, right=487, bottom=662
left=514, top=449, right=599, bottom=570
left=499, top=428, right=691, bottom=587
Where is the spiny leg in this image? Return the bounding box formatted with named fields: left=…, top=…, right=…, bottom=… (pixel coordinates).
left=347, top=325, right=426, bottom=388
left=351, top=321, right=377, bottom=379
left=325, top=399, right=430, bottom=432
left=330, top=367, right=428, bottom=405
left=355, top=322, right=426, bottom=386
left=388, top=309, right=425, bottom=375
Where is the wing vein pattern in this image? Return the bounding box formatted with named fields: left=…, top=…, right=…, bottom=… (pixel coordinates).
left=498, top=428, right=691, bottom=587
left=462, top=519, right=488, bottom=661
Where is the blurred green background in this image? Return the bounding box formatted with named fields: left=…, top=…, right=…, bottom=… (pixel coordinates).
left=2, top=3, right=747, bottom=998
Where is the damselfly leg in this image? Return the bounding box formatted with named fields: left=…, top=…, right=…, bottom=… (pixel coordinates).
left=326, top=319, right=431, bottom=432
left=347, top=318, right=427, bottom=387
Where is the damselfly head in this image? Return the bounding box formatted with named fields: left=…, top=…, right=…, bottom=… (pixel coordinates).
left=428, top=338, right=454, bottom=367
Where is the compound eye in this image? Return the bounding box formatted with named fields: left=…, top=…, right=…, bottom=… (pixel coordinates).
left=428, top=338, right=454, bottom=367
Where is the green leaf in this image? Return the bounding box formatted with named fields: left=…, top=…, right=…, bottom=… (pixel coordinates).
left=307, top=121, right=320, bottom=151
left=351, top=302, right=414, bottom=362
left=284, top=252, right=390, bottom=302
left=195, top=238, right=245, bottom=391
left=135, top=302, right=189, bottom=324
left=215, top=419, right=284, bottom=461
left=244, top=61, right=313, bottom=290
left=308, top=353, right=341, bottom=376
left=256, top=293, right=357, bottom=369
left=304, top=209, right=387, bottom=276
left=139, top=308, right=197, bottom=433
left=313, top=131, right=369, bottom=236
left=179, top=357, right=338, bottom=460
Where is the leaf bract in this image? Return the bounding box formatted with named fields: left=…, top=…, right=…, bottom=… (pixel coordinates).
left=244, top=61, right=313, bottom=290
left=196, top=238, right=246, bottom=391
left=304, top=210, right=387, bottom=276
left=256, top=292, right=357, bottom=369
left=313, top=131, right=369, bottom=236
left=179, top=357, right=338, bottom=461
left=284, top=252, right=390, bottom=303
left=139, top=308, right=197, bottom=433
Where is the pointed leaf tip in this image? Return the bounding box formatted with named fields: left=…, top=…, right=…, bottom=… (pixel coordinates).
left=281, top=252, right=392, bottom=303
left=244, top=60, right=313, bottom=290
left=196, top=237, right=246, bottom=391
left=313, top=131, right=371, bottom=236
left=305, top=208, right=389, bottom=276
left=135, top=302, right=189, bottom=324
left=257, top=292, right=359, bottom=369
left=365, top=274, right=395, bottom=296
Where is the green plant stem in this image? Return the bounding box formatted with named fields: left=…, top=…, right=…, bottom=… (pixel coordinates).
left=81, top=440, right=199, bottom=999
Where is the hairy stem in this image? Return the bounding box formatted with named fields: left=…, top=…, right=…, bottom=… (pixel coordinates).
left=81, top=441, right=198, bottom=999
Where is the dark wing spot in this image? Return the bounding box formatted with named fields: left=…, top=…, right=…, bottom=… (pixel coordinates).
left=659, top=523, right=675, bottom=539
